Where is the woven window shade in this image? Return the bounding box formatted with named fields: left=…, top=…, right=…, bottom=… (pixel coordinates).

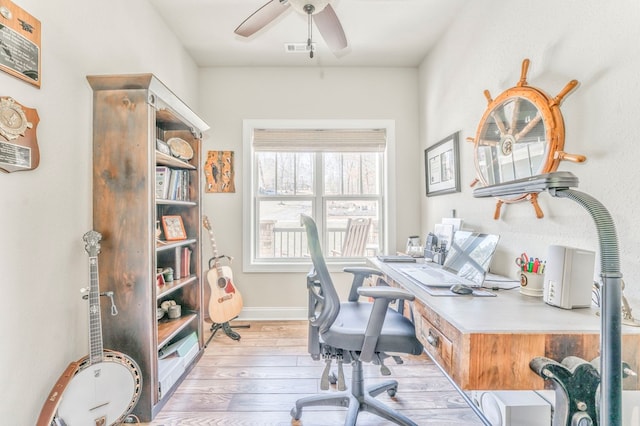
left=253, top=128, right=386, bottom=152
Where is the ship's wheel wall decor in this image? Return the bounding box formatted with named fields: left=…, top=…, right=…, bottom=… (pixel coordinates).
left=468, top=59, right=586, bottom=219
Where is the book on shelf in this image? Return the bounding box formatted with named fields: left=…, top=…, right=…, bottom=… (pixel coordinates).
left=181, top=247, right=191, bottom=278
left=174, top=246, right=182, bottom=280
left=167, top=169, right=190, bottom=201
left=172, top=246, right=192, bottom=280
left=158, top=168, right=191, bottom=201
left=156, top=166, right=170, bottom=199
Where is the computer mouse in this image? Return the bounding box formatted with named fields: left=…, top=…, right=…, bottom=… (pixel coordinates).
left=450, top=284, right=473, bottom=295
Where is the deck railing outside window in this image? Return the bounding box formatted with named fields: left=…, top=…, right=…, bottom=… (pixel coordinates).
left=259, top=223, right=378, bottom=258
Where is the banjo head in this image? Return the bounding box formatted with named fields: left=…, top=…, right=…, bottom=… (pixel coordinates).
left=56, top=352, right=141, bottom=425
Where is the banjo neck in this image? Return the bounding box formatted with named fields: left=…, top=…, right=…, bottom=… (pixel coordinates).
left=84, top=230, right=104, bottom=365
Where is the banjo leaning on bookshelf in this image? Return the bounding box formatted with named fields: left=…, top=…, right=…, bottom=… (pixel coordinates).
left=37, top=231, right=141, bottom=426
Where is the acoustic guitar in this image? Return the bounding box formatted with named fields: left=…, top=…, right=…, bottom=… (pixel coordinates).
left=38, top=231, right=141, bottom=426
left=203, top=216, right=243, bottom=324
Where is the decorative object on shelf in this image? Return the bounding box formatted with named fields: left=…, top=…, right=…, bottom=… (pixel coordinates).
left=0, top=96, right=39, bottom=173
left=425, top=131, right=460, bottom=197
left=168, top=304, right=181, bottom=319
left=204, top=150, right=235, bottom=193
left=0, top=1, right=41, bottom=87
left=156, top=270, right=165, bottom=287
left=156, top=139, right=171, bottom=156
left=161, top=215, right=187, bottom=241
left=38, top=230, right=142, bottom=426
left=468, top=58, right=586, bottom=219
left=162, top=267, right=174, bottom=282
left=160, top=299, right=176, bottom=313
left=167, top=137, right=194, bottom=160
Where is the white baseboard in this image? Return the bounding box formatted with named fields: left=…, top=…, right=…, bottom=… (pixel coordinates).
left=236, top=307, right=307, bottom=321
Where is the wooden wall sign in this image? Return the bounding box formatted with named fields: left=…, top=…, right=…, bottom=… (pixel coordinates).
left=0, top=96, right=39, bottom=172
left=0, top=0, right=41, bottom=88
left=204, top=150, right=235, bottom=193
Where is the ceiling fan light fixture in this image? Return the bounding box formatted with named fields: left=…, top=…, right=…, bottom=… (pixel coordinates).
left=288, top=0, right=330, bottom=15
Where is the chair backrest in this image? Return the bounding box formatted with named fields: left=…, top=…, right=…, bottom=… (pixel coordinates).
left=300, top=214, right=341, bottom=335
left=341, top=218, right=372, bottom=257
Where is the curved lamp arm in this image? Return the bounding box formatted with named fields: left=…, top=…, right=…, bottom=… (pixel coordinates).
left=473, top=171, right=622, bottom=425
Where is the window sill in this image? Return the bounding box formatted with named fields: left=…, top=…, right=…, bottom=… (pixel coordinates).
left=243, top=258, right=369, bottom=273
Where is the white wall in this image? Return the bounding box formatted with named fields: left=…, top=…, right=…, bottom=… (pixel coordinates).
left=419, top=0, right=640, bottom=304
left=0, top=1, right=200, bottom=423
left=197, top=67, right=421, bottom=315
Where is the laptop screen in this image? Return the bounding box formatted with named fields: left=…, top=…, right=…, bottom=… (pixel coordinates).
left=442, top=231, right=500, bottom=286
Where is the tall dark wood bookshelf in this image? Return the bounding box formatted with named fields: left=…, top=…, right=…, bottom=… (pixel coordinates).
left=87, top=74, right=209, bottom=421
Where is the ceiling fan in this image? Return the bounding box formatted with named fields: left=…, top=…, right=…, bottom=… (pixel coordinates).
left=234, top=0, right=348, bottom=58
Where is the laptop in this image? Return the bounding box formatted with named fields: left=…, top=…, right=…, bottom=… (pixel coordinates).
left=400, top=231, right=500, bottom=288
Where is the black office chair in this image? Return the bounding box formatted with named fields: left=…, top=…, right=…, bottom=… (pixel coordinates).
left=291, top=214, right=424, bottom=426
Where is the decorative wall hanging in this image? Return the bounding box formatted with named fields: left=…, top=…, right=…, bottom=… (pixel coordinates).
left=425, top=131, right=460, bottom=196
left=0, top=1, right=41, bottom=87
left=0, top=96, right=39, bottom=173
left=204, top=150, right=235, bottom=193
left=468, top=58, right=586, bottom=219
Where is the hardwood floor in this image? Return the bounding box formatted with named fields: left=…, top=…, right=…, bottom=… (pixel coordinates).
left=144, top=320, right=484, bottom=425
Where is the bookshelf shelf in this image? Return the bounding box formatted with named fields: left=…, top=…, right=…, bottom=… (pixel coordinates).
left=157, top=312, right=198, bottom=349
left=157, top=275, right=198, bottom=299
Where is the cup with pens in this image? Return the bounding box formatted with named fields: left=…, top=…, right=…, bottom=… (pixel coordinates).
left=516, top=253, right=545, bottom=297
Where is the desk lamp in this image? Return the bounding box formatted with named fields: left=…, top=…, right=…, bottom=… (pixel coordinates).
left=473, top=171, right=622, bottom=425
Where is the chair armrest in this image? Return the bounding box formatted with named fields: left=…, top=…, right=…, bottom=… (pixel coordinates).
left=356, top=282, right=415, bottom=362
left=357, top=286, right=415, bottom=301
left=344, top=267, right=383, bottom=302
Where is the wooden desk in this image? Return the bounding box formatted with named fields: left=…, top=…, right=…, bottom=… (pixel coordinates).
left=368, top=257, right=640, bottom=391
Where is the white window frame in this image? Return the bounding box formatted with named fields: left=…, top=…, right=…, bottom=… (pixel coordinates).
left=242, top=119, right=396, bottom=272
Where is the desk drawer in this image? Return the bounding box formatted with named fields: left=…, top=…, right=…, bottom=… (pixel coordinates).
left=417, top=313, right=453, bottom=372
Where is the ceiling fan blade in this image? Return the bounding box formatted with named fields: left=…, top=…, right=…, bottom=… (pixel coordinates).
left=234, top=0, right=290, bottom=37
left=313, top=4, right=347, bottom=51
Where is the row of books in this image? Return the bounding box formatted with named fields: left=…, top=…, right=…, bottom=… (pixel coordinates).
left=173, top=246, right=192, bottom=280
left=156, top=166, right=190, bottom=201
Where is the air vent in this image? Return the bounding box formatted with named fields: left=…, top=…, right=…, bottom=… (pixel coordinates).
left=284, top=42, right=316, bottom=53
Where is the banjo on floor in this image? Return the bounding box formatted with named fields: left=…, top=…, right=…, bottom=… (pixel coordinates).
left=38, top=231, right=142, bottom=426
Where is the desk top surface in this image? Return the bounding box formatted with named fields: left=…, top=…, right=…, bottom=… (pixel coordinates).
left=369, top=257, right=640, bottom=335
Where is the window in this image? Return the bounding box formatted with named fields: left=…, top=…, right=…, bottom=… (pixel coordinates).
left=243, top=120, right=394, bottom=272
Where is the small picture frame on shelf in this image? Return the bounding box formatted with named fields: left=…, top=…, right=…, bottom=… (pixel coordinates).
left=156, top=139, right=171, bottom=156
left=156, top=272, right=165, bottom=287
left=161, top=215, right=187, bottom=241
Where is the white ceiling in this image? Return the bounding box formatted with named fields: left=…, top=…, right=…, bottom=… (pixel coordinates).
left=148, top=0, right=467, bottom=68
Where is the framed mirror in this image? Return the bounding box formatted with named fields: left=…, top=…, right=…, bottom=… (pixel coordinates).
left=470, top=59, right=586, bottom=219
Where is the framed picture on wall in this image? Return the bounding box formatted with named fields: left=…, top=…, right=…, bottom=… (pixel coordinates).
left=425, top=131, right=461, bottom=196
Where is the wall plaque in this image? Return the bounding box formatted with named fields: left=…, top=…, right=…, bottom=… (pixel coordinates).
left=0, top=0, right=41, bottom=87
left=0, top=96, right=39, bottom=173
left=205, top=150, right=235, bottom=193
